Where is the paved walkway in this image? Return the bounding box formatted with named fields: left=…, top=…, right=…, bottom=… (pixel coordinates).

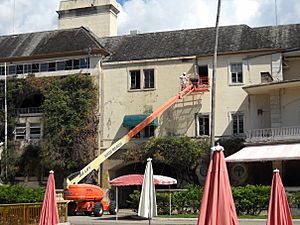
left=67, top=209, right=300, bottom=225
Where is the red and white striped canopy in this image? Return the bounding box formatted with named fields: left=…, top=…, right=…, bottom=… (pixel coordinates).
left=225, top=143, right=300, bottom=162
left=109, top=174, right=177, bottom=186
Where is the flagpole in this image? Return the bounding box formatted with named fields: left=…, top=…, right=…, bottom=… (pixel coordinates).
left=4, top=62, right=7, bottom=178
left=210, top=0, right=222, bottom=149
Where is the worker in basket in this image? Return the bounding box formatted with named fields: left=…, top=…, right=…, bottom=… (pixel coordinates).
left=189, top=74, right=199, bottom=88
left=179, top=72, right=189, bottom=90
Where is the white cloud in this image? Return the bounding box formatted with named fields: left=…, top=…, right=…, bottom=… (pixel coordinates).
left=0, top=0, right=60, bottom=35
left=0, top=0, right=300, bottom=36
left=117, top=0, right=300, bottom=35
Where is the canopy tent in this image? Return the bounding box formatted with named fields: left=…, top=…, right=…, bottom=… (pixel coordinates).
left=110, top=174, right=177, bottom=186
left=225, top=143, right=300, bottom=162
left=110, top=174, right=177, bottom=219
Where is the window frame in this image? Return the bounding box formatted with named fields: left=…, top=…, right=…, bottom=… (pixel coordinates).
left=29, top=123, right=41, bottom=139
left=229, top=63, right=243, bottom=85
left=143, top=69, right=155, bottom=89
left=144, top=125, right=155, bottom=138
left=196, top=113, right=210, bottom=136
left=130, top=70, right=141, bottom=90
left=15, top=123, right=26, bottom=140
left=129, top=68, right=155, bottom=91
left=231, top=112, right=245, bottom=135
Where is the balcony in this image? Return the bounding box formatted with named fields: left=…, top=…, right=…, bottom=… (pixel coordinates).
left=246, top=126, right=300, bottom=144
left=14, top=107, right=42, bottom=116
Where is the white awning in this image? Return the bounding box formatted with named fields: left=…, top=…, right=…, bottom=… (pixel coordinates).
left=225, top=143, right=300, bottom=162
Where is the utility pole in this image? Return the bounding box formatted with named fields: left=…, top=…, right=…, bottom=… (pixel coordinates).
left=210, top=0, right=222, bottom=148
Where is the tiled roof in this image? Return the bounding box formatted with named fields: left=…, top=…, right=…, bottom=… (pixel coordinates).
left=1, top=24, right=300, bottom=63
left=254, top=24, right=300, bottom=50
left=0, top=27, right=107, bottom=61
left=99, top=25, right=276, bottom=62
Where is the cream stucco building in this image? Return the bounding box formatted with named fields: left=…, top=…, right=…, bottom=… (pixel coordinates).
left=1, top=0, right=300, bottom=188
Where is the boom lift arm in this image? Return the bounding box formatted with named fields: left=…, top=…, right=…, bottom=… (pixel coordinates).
left=66, top=84, right=196, bottom=187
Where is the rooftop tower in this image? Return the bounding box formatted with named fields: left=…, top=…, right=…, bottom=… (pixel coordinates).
left=57, top=0, right=119, bottom=37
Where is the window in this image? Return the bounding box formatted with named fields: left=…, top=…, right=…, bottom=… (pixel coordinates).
left=130, top=126, right=155, bottom=138
left=32, top=64, right=39, bottom=73
left=57, top=61, right=66, bottom=71
left=24, top=64, right=32, bottom=73
left=232, top=112, right=244, bottom=134
left=40, top=63, right=48, bottom=72
left=16, top=65, right=23, bottom=74
left=8, top=65, right=16, bottom=75
left=198, top=65, right=209, bottom=85
left=65, top=60, right=73, bottom=70
left=0, top=66, right=5, bottom=75
left=15, top=123, right=26, bottom=140
left=130, top=70, right=141, bottom=89
left=144, top=69, right=154, bottom=89
left=48, top=62, right=56, bottom=72
left=230, top=63, right=243, bottom=84
left=144, top=125, right=155, bottom=137
left=130, top=69, right=155, bottom=90
left=196, top=114, right=209, bottom=136
left=79, top=58, right=89, bottom=69
left=29, top=123, right=41, bottom=139
left=73, top=59, right=80, bottom=69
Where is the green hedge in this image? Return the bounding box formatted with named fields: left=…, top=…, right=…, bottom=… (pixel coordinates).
left=232, top=185, right=270, bottom=215
left=128, top=184, right=300, bottom=215
left=0, top=184, right=44, bottom=204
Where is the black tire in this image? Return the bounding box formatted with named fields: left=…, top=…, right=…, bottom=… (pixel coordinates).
left=68, top=202, right=77, bottom=216
left=93, top=202, right=104, bottom=217
left=109, top=201, right=116, bottom=215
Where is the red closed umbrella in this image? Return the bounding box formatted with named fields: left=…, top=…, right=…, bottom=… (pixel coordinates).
left=39, top=170, right=60, bottom=225
left=267, top=169, right=293, bottom=225
left=197, top=145, right=239, bottom=225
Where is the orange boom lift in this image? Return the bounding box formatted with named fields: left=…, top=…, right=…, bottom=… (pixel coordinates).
left=63, top=75, right=209, bottom=216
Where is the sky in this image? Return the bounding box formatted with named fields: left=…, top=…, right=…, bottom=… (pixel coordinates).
left=0, top=0, right=300, bottom=36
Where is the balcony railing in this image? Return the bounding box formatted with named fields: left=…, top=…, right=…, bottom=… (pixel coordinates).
left=14, top=107, right=42, bottom=116
left=246, top=126, right=300, bottom=143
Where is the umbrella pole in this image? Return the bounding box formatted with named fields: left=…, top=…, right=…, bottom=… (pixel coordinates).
left=116, top=187, right=118, bottom=221
left=149, top=181, right=151, bottom=225
left=169, top=185, right=171, bottom=216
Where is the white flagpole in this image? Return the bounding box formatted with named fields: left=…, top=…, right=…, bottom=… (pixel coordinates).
left=4, top=62, right=7, bottom=178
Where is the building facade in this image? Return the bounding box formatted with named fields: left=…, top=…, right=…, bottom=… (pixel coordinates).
left=1, top=0, right=300, bottom=188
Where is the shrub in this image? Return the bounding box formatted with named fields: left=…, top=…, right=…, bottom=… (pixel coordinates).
left=232, top=185, right=270, bottom=215
left=128, top=184, right=300, bottom=216
left=127, top=184, right=203, bottom=215
left=172, top=184, right=203, bottom=214
left=0, top=184, right=44, bottom=204
left=287, top=191, right=300, bottom=208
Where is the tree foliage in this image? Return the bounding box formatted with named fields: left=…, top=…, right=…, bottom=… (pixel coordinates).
left=124, top=136, right=210, bottom=185
left=41, top=74, right=98, bottom=171
left=0, top=74, right=98, bottom=184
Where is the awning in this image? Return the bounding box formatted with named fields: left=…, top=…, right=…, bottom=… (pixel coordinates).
left=109, top=174, right=177, bottom=187
left=225, top=143, right=300, bottom=162
left=123, top=114, right=158, bottom=127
